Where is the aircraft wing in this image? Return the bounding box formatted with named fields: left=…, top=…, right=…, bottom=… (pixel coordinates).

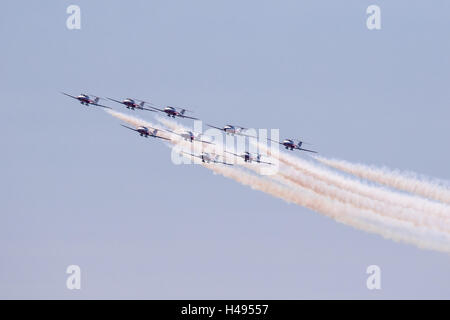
left=206, top=124, right=225, bottom=131
left=268, top=138, right=283, bottom=145
left=142, top=107, right=157, bottom=112
left=106, top=97, right=124, bottom=105
left=149, top=106, right=166, bottom=112
left=120, top=124, right=138, bottom=132
left=153, top=135, right=171, bottom=141
left=298, top=147, right=318, bottom=153
left=92, top=103, right=112, bottom=109
left=180, top=151, right=201, bottom=160
left=198, top=139, right=213, bottom=145
left=225, top=151, right=242, bottom=158
left=60, top=92, right=78, bottom=100
left=180, top=114, right=199, bottom=120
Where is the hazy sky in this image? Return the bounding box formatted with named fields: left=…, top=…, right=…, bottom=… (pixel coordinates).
left=1, top=0, right=450, bottom=299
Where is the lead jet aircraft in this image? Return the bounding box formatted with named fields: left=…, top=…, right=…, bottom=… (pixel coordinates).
left=269, top=138, right=317, bottom=153
left=61, top=92, right=111, bottom=109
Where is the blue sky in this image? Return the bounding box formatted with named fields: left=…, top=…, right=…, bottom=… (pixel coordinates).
left=1, top=0, right=450, bottom=298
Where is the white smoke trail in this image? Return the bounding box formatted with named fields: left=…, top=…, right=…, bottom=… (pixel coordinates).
left=104, top=111, right=450, bottom=252
left=315, top=156, right=450, bottom=205
left=107, top=109, right=154, bottom=127
left=276, top=167, right=450, bottom=234
left=236, top=158, right=450, bottom=235
left=252, top=141, right=450, bottom=221
left=205, top=164, right=450, bottom=253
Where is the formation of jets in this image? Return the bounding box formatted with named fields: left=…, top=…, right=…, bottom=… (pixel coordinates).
left=62, top=91, right=318, bottom=157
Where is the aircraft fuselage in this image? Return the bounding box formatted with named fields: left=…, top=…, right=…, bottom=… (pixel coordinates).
left=223, top=125, right=237, bottom=134
left=136, top=127, right=150, bottom=137
left=77, top=95, right=92, bottom=105
left=164, top=107, right=179, bottom=117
